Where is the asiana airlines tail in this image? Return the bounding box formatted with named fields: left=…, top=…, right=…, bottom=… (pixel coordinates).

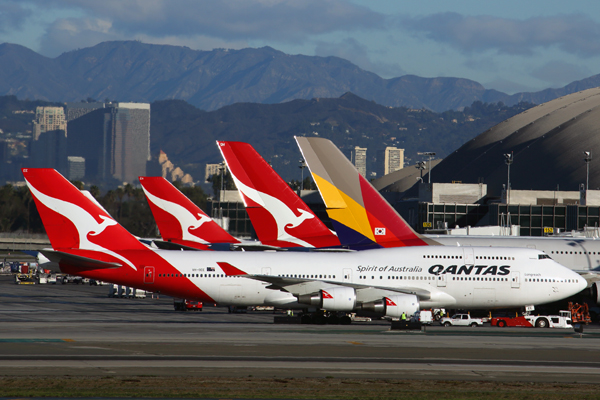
left=23, top=168, right=585, bottom=322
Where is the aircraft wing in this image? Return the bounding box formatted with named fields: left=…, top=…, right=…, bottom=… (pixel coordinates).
left=244, top=274, right=432, bottom=301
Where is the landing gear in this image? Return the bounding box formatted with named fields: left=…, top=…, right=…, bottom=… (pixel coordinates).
left=300, top=311, right=352, bottom=325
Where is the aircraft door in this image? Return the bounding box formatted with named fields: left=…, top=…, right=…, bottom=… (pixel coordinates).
left=343, top=268, right=352, bottom=282
left=463, top=248, right=474, bottom=266
left=143, top=266, right=155, bottom=284
left=511, top=271, right=520, bottom=288
left=436, top=273, right=447, bottom=287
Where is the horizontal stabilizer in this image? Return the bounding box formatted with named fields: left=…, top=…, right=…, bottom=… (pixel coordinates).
left=152, top=240, right=203, bottom=251
left=40, top=249, right=122, bottom=270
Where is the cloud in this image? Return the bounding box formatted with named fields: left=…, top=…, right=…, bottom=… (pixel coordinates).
left=400, top=12, right=600, bottom=57
left=314, top=38, right=405, bottom=78
left=0, top=1, right=32, bottom=32
left=39, top=17, right=121, bottom=55
left=31, top=0, right=384, bottom=41
left=30, top=0, right=384, bottom=55
left=39, top=16, right=250, bottom=56
left=531, top=61, right=592, bottom=87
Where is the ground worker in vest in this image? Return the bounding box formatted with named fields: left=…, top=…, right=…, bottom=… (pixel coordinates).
left=401, top=311, right=407, bottom=321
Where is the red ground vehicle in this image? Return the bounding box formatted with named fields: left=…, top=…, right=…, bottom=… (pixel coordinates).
left=173, top=299, right=203, bottom=311
left=492, top=311, right=572, bottom=328
left=491, top=316, right=532, bottom=327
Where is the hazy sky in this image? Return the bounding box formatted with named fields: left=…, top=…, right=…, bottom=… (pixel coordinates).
left=1, top=0, right=599, bottom=94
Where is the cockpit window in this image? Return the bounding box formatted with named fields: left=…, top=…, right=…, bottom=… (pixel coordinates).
left=538, top=254, right=551, bottom=260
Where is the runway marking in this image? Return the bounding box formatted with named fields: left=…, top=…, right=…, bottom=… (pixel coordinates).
left=0, top=339, right=69, bottom=343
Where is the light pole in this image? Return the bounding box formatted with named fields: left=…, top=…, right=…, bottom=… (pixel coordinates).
left=219, top=162, right=226, bottom=201
left=584, top=151, right=592, bottom=190
left=417, top=152, right=436, bottom=184
left=299, top=159, right=307, bottom=191
left=504, top=152, right=513, bottom=204
left=415, top=161, right=426, bottom=182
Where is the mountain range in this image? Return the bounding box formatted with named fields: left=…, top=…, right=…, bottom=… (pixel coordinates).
left=150, top=94, right=533, bottom=183
left=1, top=41, right=599, bottom=113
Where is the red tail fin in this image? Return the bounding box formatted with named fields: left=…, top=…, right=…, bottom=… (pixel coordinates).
left=23, top=168, right=145, bottom=252
left=217, top=141, right=340, bottom=248
left=22, top=168, right=152, bottom=272
left=139, top=176, right=239, bottom=249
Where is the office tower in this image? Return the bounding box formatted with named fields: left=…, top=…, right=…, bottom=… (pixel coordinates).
left=205, top=163, right=222, bottom=182
left=353, top=146, right=367, bottom=177
left=384, top=146, right=404, bottom=175
left=67, top=156, right=85, bottom=180
left=33, top=107, right=67, bottom=140
left=30, top=130, right=67, bottom=174
left=67, top=102, right=150, bottom=183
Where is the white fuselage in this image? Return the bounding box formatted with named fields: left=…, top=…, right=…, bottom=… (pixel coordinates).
left=428, top=235, right=600, bottom=272
left=148, top=245, right=585, bottom=310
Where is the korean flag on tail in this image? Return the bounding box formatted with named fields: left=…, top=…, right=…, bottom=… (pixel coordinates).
left=374, top=227, right=386, bottom=236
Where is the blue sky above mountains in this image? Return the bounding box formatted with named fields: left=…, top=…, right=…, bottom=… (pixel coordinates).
left=0, top=0, right=598, bottom=94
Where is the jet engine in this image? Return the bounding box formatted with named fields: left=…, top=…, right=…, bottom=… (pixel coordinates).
left=297, top=287, right=356, bottom=311
left=591, top=281, right=600, bottom=305
left=360, top=294, right=419, bottom=318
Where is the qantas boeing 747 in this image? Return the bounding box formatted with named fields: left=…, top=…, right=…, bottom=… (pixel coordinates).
left=23, top=168, right=586, bottom=322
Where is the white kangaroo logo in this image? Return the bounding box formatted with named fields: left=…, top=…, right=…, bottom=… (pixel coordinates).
left=25, top=179, right=137, bottom=270
left=142, top=187, right=212, bottom=244
left=229, top=174, right=315, bottom=247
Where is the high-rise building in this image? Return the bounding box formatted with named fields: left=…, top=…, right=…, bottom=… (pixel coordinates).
left=30, top=130, right=68, bottom=174
left=33, top=107, right=67, bottom=140
left=353, top=146, right=367, bottom=177
left=67, top=156, right=85, bottom=181
left=66, top=102, right=150, bottom=184
left=65, top=102, right=104, bottom=122
left=205, top=163, right=222, bottom=182
left=384, top=147, right=404, bottom=175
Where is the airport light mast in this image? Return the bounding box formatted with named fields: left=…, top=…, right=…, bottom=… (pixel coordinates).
left=299, top=158, right=307, bottom=191
left=584, top=151, right=592, bottom=203
left=417, top=152, right=436, bottom=184
left=504, top=152, right=513, bottom=204
left=415, top=161, right=426, bottom=182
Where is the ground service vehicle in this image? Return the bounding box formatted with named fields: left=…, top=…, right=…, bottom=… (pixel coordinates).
left=492, top=311, right=573, bottom=328
left=440, top=314, right=484, bottom=327
left=174, top=299, right=203, bottom=311
left=418, top=310, right=433, bottom=324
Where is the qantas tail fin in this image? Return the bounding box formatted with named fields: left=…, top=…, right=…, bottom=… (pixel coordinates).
left=295, top=137, right=436, bottom=248
left=217, top=141, right=340, bottom=248
left=139, top=176, right=239, bottom=249
left=22, top=168, right=151, bottom=270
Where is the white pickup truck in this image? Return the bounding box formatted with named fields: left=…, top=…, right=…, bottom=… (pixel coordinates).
left=440, top=314, right=484, bottom=327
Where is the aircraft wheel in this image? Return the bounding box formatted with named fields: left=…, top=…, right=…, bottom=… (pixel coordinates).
left=535, top=318, right=549, bottom=328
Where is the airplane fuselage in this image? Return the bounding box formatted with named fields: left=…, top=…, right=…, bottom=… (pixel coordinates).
left=58, top=245, right=586, bottom=311
left=428, top=235, right=600, bottom=272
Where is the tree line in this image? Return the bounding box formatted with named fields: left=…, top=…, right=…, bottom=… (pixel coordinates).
left=0, top=181, right=208, bottom=238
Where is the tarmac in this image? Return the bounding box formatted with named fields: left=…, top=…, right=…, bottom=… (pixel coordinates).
left=1, top=274, right=600, bottom=383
